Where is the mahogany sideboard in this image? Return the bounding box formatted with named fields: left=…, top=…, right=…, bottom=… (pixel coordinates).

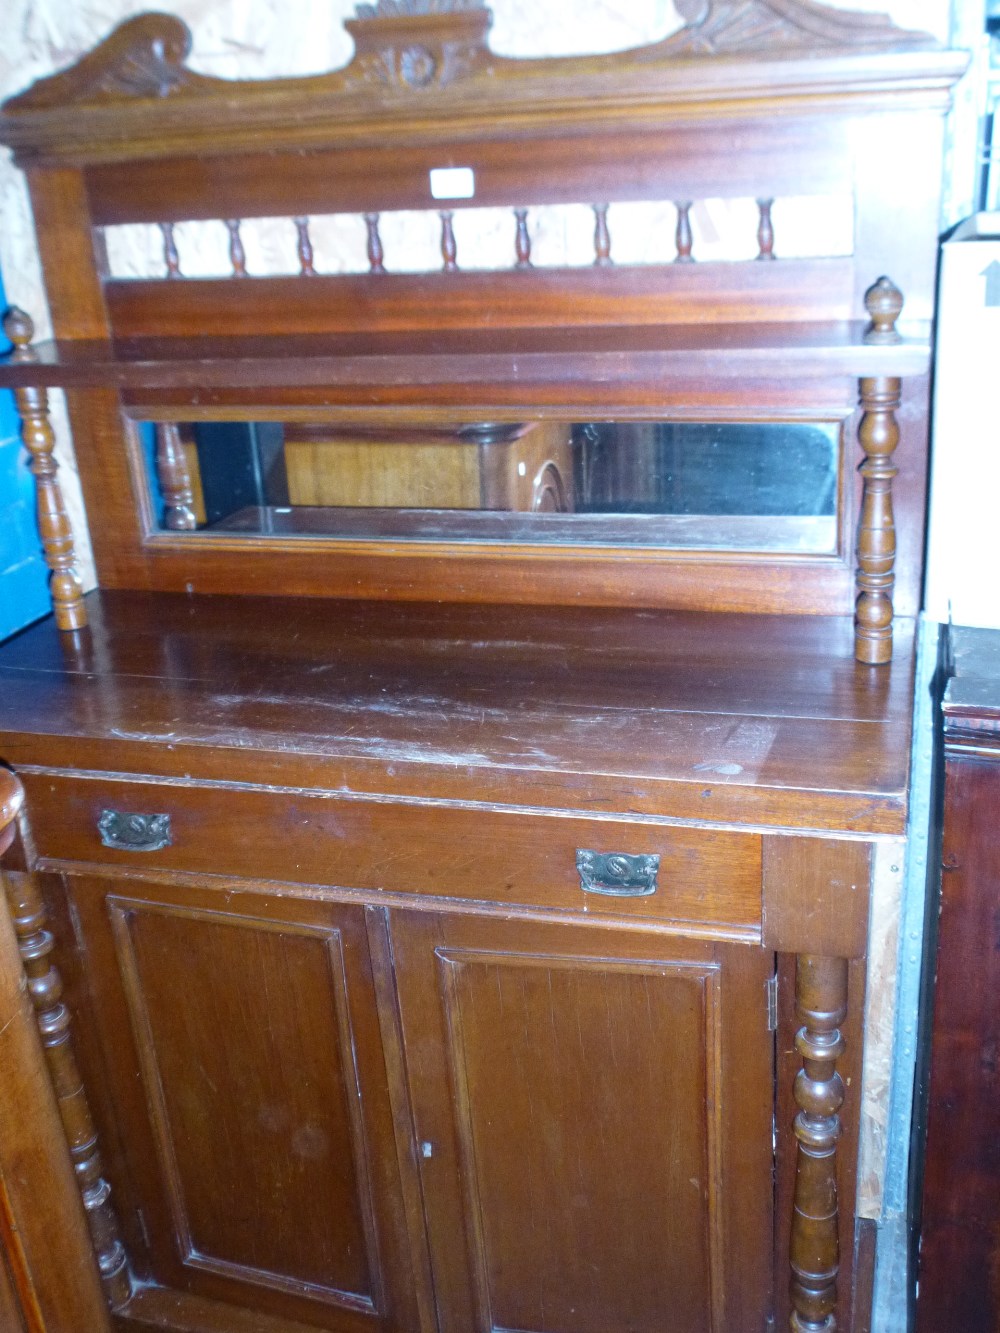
left=0, top=3, right=965, bottom=1331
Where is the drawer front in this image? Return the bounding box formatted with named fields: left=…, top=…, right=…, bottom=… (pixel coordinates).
left=22, top=773, right=761, bottom=933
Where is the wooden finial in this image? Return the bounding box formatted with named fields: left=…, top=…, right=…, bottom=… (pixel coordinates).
left=863, top=276, right=903, bottom=345
left=4, top=305, right=35, bottom=353
left=2, top=306, right=87, bottom=632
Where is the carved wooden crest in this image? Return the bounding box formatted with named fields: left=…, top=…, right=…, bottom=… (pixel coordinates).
left=10, top=14, right=210, bottom=108
left=344, top=3, right=493, bottom=91
left=7, top=0, right=936, bottom=115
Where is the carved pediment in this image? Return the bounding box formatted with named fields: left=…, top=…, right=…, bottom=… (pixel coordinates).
left=2, top=0, right=941, bottom=124
left=663, top=0, right=938, bottom=54
left=8, top=14, right=215, bottom=110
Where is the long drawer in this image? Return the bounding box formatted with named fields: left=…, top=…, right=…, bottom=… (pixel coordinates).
left=21, top=771, right=762, bottom=934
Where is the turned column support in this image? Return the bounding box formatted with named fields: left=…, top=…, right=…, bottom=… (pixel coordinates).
left=155, top=423, right=198, bottom=531
left=0, top=771, right=115, bottom=1329
left=3, top=869, right=132, bottom=1310
left=790, top=954, right=848, bottom=1332
left=3, top=307, right=87, bottom=632
left=855, top=277, right=903, bottom=666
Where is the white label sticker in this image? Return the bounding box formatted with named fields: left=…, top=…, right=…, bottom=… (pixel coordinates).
left=429, top=167, right=475, bottom=200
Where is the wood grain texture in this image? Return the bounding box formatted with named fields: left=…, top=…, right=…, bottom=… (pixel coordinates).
left=0, top=591, right=915, bottom=836
left=0, top=323, right=932, bottom=393
left=763, top=837, right=871, bottom=957
left=65, top=874, right=423, bottom=1331
left=389, top=909, right=774, bottom=1333
left=22, top=773, right=763, bottom=937
left=283, top=420, right=571, bottom=513
left=0, top=1245, right=27, bottom=1333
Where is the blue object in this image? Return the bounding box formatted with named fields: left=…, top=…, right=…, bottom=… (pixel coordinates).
left=0, top=272, right=54, bottom=641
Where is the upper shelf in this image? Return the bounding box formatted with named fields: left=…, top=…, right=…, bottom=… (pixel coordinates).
left=0, top=321, right=931, bottom=404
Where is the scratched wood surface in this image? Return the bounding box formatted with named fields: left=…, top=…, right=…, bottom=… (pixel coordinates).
left=0, top=591, right=913, bottom=835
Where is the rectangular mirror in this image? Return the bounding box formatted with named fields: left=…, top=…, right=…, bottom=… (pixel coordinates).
left=140, top=418, right=841, bottom=554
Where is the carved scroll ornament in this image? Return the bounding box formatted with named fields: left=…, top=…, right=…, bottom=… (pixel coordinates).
left=9, top=14, right=207, bottom=108
left=6, top=0, right=936, bottom=118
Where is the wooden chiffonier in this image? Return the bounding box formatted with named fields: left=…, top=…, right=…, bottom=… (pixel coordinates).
left=0, top=4, right=965, bottom=1331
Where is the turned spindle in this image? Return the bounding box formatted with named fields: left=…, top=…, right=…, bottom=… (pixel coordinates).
left=675, top=202, right=694, bottom=263
left=3, top=308, right=87, bottom=632
left=293, top=217, right=315, bottom=276
left=159, top=221, right=180, bottom=278
left=790, top=954, right=848, bottom=1332
left=225, top=218, right=247, bottom=277
left=364, top=213, right=385, bottom=273
left=3, top=869, right=132, bottom=1310
left=514, top=208, right=532, bottom=268
left=439, top=211, right=458, bottom=271
left=855, top=277, right=904, bottom=666
left=592, top=204, right=612, bottom=266
left=155, top=423, right=197, bottom=531
left=757, top=198, right=775, bottom=260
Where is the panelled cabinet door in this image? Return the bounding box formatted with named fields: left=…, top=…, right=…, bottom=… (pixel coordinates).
left=389, top=910, right=775, bottom=1333
left=63, top=875, right=422, bottom=1332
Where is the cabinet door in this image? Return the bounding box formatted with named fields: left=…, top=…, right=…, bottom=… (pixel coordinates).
left=390, top=911, right=774, bottom=1333
left=64, top=875, right=422, bottom=1332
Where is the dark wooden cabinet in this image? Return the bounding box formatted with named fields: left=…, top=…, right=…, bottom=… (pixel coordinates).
left=0, top=2, right=966, bottom=1330
left=60, top=864, right=776, bottom=1333
left=917, top=629, right=1000, bottom=1332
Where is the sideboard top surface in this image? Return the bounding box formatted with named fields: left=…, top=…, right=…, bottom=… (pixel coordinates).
left=0, top=592, right=914, bottom=834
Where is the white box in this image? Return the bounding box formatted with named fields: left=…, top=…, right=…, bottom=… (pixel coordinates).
left=925, top=213, right=1000, bottom=628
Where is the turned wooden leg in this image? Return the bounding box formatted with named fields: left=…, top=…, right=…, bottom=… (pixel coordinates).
left=3, top=870, right=132, bottom=1311
left=0, top=771, right=113, bottom=1330
left=790, top=954, right=848, bottom=1332
left=2, top=307, right=87, bottom=631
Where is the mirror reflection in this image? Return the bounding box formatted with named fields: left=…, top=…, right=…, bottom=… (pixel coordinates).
left=142, top=419, right=840, bottom=554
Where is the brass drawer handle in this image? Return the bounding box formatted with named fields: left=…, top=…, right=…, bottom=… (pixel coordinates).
left=98, top=810, right=172, bottom=853
left=575, top=850, right=659, bottom=897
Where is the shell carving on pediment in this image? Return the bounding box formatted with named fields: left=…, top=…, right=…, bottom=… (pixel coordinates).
left=665, top=0, right=937, bottom=53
